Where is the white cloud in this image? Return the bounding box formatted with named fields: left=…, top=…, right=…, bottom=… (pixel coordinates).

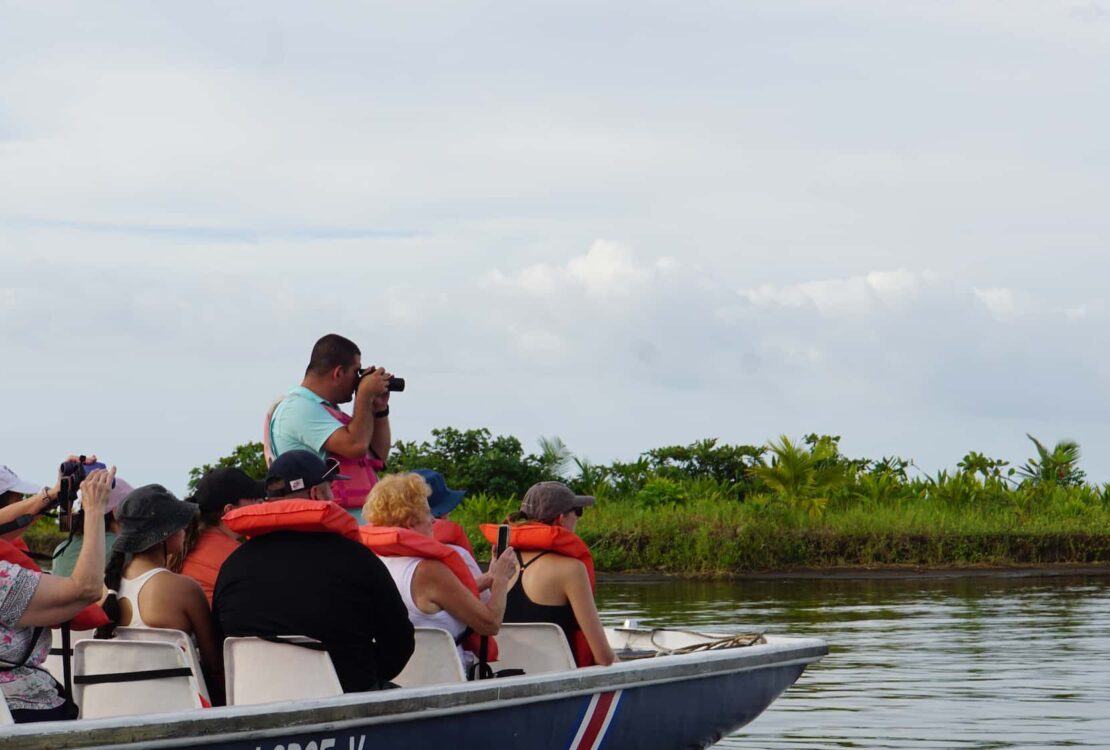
left=973, top=287, right=1021, bottom=321
left=484, top=241, right=675, bottom=301
left=738, top=269, right=934, bottom=317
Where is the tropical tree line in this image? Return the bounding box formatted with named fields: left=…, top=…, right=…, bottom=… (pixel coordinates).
left=184, top=429, right=1100, bottom=521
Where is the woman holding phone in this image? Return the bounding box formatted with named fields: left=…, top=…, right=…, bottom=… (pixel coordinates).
left=483, top=482, right=617, bottom=667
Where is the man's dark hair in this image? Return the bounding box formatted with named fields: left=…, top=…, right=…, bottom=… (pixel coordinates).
left=306, top=334, right=361, bottom=376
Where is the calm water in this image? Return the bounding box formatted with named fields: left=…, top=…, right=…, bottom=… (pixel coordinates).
left=595, top=574, right=1110, bottom=749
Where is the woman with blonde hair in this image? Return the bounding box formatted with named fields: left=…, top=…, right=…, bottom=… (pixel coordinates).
left=361, top=473, right=516, bottom=670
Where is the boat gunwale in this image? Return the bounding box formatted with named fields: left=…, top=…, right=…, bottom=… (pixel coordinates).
left=2, top=636, right=828, bottom=750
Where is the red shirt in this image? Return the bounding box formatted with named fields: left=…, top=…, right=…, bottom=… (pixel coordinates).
left=181, top=528, right=240, bottom=605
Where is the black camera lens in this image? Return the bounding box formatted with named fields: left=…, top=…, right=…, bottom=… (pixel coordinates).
left=386, top=377, right=405, bottom=392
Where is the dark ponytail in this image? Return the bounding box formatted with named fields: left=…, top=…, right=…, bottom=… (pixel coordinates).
left=96, top=552, right=127, bottom=639
left=183, top=494, right=222, bottom=561
left=503, top=510, right=530, bottom=524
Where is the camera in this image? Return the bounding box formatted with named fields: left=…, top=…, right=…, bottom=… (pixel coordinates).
left=57, top=456, right=114, bottom=514
left=356, top=368, right=405, bottom=393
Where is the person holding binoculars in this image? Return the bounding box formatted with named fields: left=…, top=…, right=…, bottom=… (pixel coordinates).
left=265, top=333, right=402, bottom=516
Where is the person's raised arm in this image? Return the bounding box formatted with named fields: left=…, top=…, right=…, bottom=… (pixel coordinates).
left=0, top=491, right=55, bottom=536
left=17, top=467, right=114, bottom=627
left=322, top=368, right=390, bottom=459
left=416, top=548, right=516, bottom=636
left=564, top=561, right=617, bottom=666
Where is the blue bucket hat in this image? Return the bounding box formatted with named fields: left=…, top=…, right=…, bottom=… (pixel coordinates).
left=414, top=469, right=466, bottom=517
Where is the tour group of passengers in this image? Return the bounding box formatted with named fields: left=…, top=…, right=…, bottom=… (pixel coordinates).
left=0, top=334, right=616, bottom=724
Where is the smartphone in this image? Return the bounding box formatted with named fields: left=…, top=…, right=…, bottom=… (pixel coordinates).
left=495, top=524, right=510, bottom=558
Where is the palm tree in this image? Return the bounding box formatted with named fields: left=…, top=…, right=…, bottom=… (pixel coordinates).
left=536, top=435, right=573, bottom=480
left=1017, top=434, right=1085, bottom=486
left=749, top=435, right=847, bottom=516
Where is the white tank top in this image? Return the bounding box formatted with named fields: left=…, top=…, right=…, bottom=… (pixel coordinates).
left=118, top=567, right=170, bottom=628
left=380, top=555, right=473, bottom=665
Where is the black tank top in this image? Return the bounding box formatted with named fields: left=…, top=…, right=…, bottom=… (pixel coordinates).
left=504, top=550, right=580, bottom=652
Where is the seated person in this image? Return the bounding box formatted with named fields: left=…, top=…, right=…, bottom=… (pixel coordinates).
left=486, top=481, right=616, bottom=667
left=181, top=468, right=266, bottom=604
left=415, top=469, right=475, bottom=556
left=361, top=473, right=516, bottom=670
left=51, top=476, right=134, bottom=577
left=99, top=485, right=221, bottom=690
left=414, top=469, right=488, bottom=594
left=213, top=450, right=414, bottom=692
left=1, top=467, right=114, bottom=723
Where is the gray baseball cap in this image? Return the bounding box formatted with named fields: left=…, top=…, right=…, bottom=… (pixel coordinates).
left=520, top=481, right=595, bottom=522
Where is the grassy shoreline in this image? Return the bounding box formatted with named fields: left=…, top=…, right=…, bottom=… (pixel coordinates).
left=455, top=494, right=1110, bottom=577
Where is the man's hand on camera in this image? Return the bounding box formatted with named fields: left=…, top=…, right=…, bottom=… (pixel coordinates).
left=356, top=367, right=390, bottom=401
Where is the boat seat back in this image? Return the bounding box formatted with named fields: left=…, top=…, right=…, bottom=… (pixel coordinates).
left=393, top=627, right=466, bottom=687
left=223, top=636, right=343, bottom=706
left=113, top=626, right=211, bottom=705
left=492, top=623, right=576, bottom=674
left=75, top=640, right=202, bottom=719
left=0, top=689, right=13, bottom=726
left=43, top=628, right=95, bottom=685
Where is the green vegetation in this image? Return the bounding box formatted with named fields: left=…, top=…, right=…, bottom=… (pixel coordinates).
left=438, top=432, right=1110, bottom=575
left=164, top=430, right=1110, bottom=576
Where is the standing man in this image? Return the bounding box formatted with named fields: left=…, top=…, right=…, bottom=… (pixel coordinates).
left=266, top=334, right=395, bottom=514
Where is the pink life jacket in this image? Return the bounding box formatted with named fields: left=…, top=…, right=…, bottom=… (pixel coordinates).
left=264, top=395, right=385, bottom=510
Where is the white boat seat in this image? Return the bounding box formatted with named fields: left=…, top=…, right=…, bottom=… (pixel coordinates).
left=74, top=640, right=202, bottom=719
left=113, top=626, right=211, bottom=705
left=223, top=636, right=343, bottom=706
left=491, top=623, right=576, bottom=674
left=0, top=689, right=13, bottom=726
left=393, top=627, right=466, bottom=687
left=43, top=628, right=95, bottom=685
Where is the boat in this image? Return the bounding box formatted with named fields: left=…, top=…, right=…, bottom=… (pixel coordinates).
left=1, top=626, right=827, bottom=750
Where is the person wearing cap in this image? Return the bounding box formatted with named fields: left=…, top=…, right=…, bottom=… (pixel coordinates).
left=180, top=468, right=267, bottom=605
left=265, top=333, right=395, bottom=515
left=415, top=469, right=475, bottom=555
left=1, top=467, right=114, bottom=722
left=49, top=476, right=135, bottom=578
left=495, top=481, right=616, bottom=667
left=213, top=450, right=414, bottom=693
left=99, top=485, right=221, bottom=691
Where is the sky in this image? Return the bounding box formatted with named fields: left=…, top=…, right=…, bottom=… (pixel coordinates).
left=2, top=0, right=1109, bottom=494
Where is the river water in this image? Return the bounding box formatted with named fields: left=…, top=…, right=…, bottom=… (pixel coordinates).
left=595, top=573, right=1110, bottom=749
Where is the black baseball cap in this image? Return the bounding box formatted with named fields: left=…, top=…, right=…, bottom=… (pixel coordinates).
left=193, top=467, right=266, bottom=514
left=266, top=450, right=348, bottom=498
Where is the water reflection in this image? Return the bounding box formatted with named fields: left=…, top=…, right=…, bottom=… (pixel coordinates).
left=596, top=575, right=1110, bottom=749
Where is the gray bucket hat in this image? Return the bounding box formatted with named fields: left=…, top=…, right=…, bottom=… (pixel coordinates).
left=112, top=484, right=198, bottom=555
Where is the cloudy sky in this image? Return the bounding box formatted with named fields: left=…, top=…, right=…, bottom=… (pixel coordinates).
left=3, top=1, right=1109, bottom=493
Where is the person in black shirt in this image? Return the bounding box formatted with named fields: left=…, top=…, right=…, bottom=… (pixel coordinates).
left=212, top=451, right=413, bottom=693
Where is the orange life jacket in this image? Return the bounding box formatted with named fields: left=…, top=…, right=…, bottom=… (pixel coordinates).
left=432, top=518, right=475, bottom=556
left=360, top=525, right=497, bottom=661
left=480, top=522, right=597, bottom=667
left=0, top=539, right=109, bottom=631
left=263, top=395, right=385, bottom=510
left=223, top=499, right=361, bottom=543
left=180, top=529, right=241, bottom=605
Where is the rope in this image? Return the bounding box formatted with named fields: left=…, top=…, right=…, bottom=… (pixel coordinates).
left=646, top=629, right=767, bottom=656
